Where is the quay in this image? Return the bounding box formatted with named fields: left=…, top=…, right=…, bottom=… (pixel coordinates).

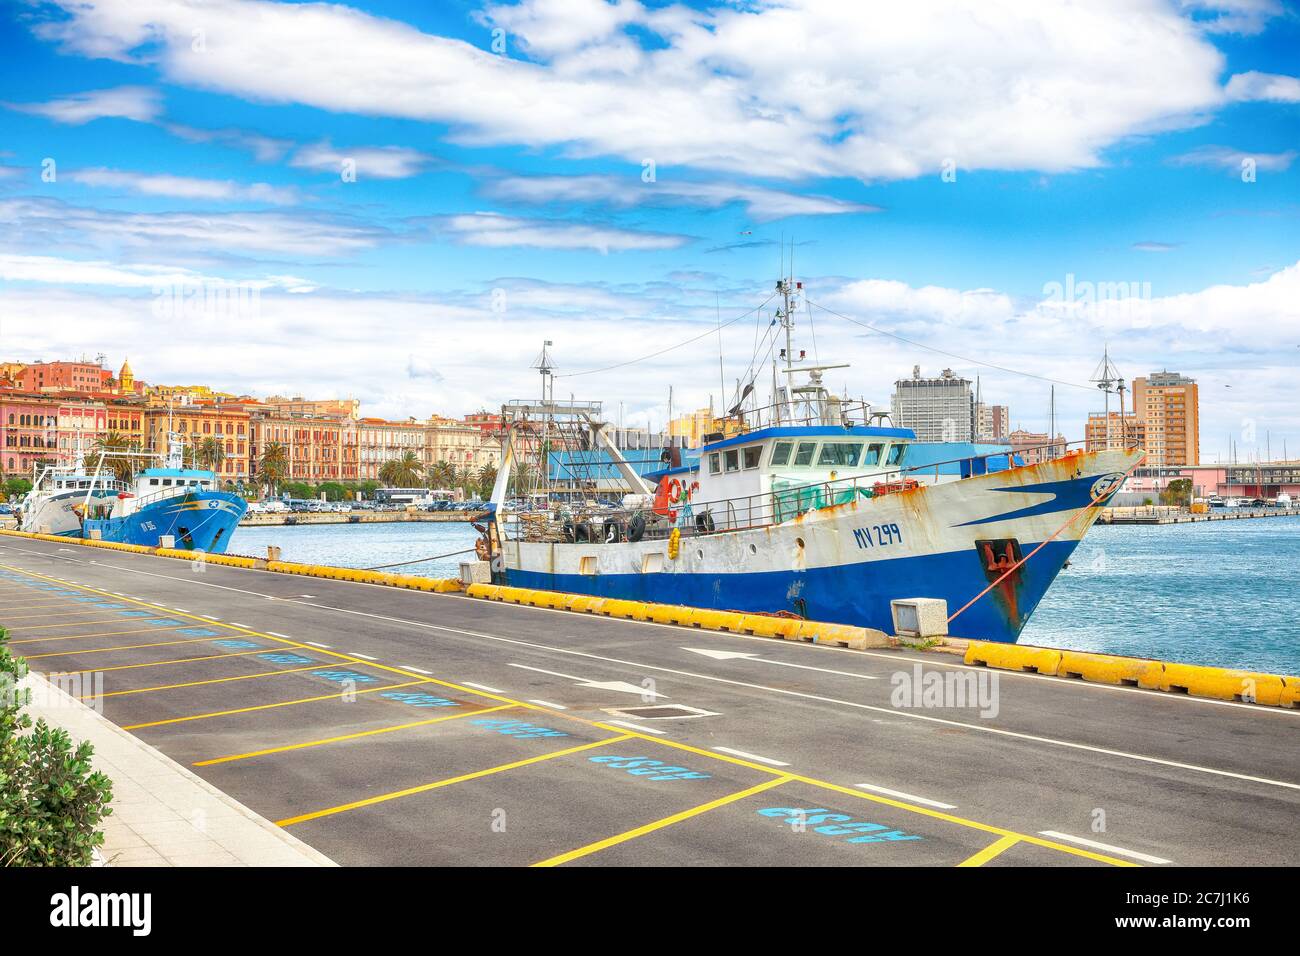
left=1098, top=505, right=1300, bottom=525
left=1, top=530, right=1296, bottom=867
left=239, top=511, right=478, bottom=527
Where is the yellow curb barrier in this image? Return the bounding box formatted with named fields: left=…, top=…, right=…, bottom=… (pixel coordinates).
left=1281, top=679, right=1300, bottom=709
left=645, top=604, right=696, bottom=626
left=565, top=594, right=607, bottom=614
left=964, top=642, right=1062, bottom=675
left=686, top=608, right=746, bottom=633
left=1158, top=663, right=1286, bottom=706
left=739, top=614, right=803, bottom=639
left=794, top=620, right=889, bottom=650
left=597, top=598, right=649, bottom=621
left=1057, top=650, right=1159, bottom=687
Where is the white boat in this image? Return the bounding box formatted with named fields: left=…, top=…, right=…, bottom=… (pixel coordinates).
left=483, top=279, right=1143, bottom=644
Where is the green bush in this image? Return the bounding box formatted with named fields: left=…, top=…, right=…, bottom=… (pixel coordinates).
left=0, top=627, right=113, bottom=866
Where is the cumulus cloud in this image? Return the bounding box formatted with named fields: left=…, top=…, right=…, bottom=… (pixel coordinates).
left=1169, top=144, right=1298, bottom=172
left=66, top=167, right=300, bottom=204
left=484, top=174, right=881, bottom=221
left=0, top=253, right=315, bottom=292
left=289, top=141, right=437, bottom=180
left=433, top=211, right=691, bottom=252
left=26, top=0, right=1232, bottom=181
left=4, top=85, right=162, bottom=124
left=1225, top=70, right=1300, bottom=103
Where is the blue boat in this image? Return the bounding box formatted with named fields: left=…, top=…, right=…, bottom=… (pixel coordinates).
left=81, top=466, right=246, bottom=553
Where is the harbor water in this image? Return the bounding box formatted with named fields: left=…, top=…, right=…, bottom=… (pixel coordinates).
left=234, top=515, right=1300, bottom=674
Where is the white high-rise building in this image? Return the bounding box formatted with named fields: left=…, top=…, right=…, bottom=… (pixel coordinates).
left=891, top=367, right=974, bottom=442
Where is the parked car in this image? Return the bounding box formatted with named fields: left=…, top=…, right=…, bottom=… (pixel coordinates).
left=1277, top=493, right=1293, bottom=508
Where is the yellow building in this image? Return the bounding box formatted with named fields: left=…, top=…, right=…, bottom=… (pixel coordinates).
left=1132, top=372, right=1199, bottom=467
left=143, top=404, right=252, bottom=482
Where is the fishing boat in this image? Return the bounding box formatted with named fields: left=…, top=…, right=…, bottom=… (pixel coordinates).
left=483, top=278, right=1142, bottom=643
left=18, top=435, right=246, bottom=553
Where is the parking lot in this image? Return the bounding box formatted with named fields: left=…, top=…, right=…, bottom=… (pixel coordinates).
left=2, top=535, right=1296, bottom=867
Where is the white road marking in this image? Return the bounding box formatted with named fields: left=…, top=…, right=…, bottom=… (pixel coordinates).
left=714, top=746, right=790, bottom=767
left=682, top=648, right=759, bottom=661
left=229, top=622, right=248, bottom=627
left=462, top=681, right=504, bottom=693
left=400, top=666, right=431, bottom=675
left=528, top=699, right=568, bottom=710
left=682, top=647, right=879, bottom=680
left=607, top=719, right=665, bottom=735
left=351, top=653, right=377, bottom=661
left=304, top=641, right=331, bottom=648
left=508, top=662, right=667, bottom=698
left=1038, top=831, right=1172, bottom=865
left=855, top=782, right=957, bottom=809
left=27, top=544, right=1299, bottom=792
left=267, top=631, right=292, bottom=639
left=173, top=607, right=190, bottom=612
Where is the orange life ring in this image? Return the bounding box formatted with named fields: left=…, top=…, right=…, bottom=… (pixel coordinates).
left=654, top=477, right=681, bottom=521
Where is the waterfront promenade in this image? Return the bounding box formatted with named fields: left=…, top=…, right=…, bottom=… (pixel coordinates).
left=0, top=532, right=1295, bottom=867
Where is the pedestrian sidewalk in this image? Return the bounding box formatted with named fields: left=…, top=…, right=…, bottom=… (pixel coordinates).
left=21, top=671, right=336, bottom=867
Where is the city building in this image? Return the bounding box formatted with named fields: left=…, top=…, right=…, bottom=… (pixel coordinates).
left=263, top=395, right=360, bottom=421
left=424, top=416, right=500, bottom=477
left=15, top=358, right=105, bottom=393
left=1008, top=428, right=1068, bottom=465
left=143, top=403, right=252, bottom=483
left=974, top=403, right=1010, bottom=443
left=1084, top=411, right=1145, bottom=452
left=891, top=367, right=974, bottom=442
left=356, top=418, right=425, bottom=482
left=0, top=392, right=108, bottom=473
left=248, top=409, right=355, bottom=484
left=1132, top=371, right=1199, bottom=467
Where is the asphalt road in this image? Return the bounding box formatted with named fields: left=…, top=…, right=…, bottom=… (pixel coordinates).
left=1, top=533, right=1296, bottom=867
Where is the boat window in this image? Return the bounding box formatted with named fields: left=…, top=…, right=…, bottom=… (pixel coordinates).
left=793, top=442, right=817, bottom=467
left=78, top=481, right=90, bottom=489
left=162, top=479, right=172, bottom=486
left=817, top=443, right=863, bottom=467
left=863, top=443, right=884, bottom=466
left=770, top=441, right=793, bottom=467
left=149, top=479, right=159, bottom=486
left=709, top=453, right=721, bottom=475
left=724, top=449, right=740, bottom=472
left=887, top=444, right=906, bottom=466
left=742, top=446, right=762, bottom=470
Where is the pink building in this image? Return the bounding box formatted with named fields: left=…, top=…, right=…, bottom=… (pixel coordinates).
left=1, top=392, right=107, bottom=474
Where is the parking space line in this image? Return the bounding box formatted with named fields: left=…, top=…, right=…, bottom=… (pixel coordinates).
left=855, top=782, right=957, bottom=810
left=0, top=607, right=121, bottom=622
left=532, top=776, right=792, bottom=868
left=89, top=663, right=335, bottom=700
left=194, top=703, right=518, bottom=766
left=958, top=835, right=1020, bottom=867
left=276, top=734, right=634, bottom=827
left=61, top=645, right=291, bottom=676
left=24, top=635, right=235, bottom=659
left=5, top=617, right=130, bottom=631
left=714, top=746, right=790, bottom=767
left=10, top=624, right=199, bottom=645
left=121, top=679, right=437, bottom=730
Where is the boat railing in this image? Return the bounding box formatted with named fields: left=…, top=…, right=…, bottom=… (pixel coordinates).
left=708, top=397, right=882, bottom=435
left=507, top=437, right=1131, bottom=543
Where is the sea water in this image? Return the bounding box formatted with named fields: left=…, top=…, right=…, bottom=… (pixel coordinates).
left=234, top=515, right=1300, bottom=673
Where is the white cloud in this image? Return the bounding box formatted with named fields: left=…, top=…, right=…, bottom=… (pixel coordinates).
left=485, top=174, right=880, bottom=221
left=0, top=197, right=391, bottom=257
left=4, top=85, right=161, bottom=124
left=1225, top=70, right=1300, bottom=103
left=28, top=0, right=1231, bottom=181
left=162, top=123, right=294, bottom=162
left=1179, top=0, right=1283, bottom=35
left=436, top=211, right=690, bottom=252
left=289, top=141, right=436, bottom=180
left=67, top=167, right=300, bottom=204
left=1169, top=144, right=1297, bottom=172
left=0, top=252, right=315, bottom=292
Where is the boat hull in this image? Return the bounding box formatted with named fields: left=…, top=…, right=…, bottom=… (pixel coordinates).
left=18, top=490, right=119, bottom=537
left=501, top=448, right=1139, bottom=643
left=82, top=491, right=247, bottom=553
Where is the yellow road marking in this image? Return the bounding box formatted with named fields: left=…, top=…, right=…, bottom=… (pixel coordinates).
left=23, top=634, right=239, bottom=660
left=195, top=703, right=517, bottom=766
left=86, top=663, right=332, bottom=700
left=533, top=775, right=792, bottom=867
left=0, top=607, right=127, bottom=622
left=958, top=835, right=1021, bottom=867
left=277, top=734, right=633, bottom=827
left=122, top=679, right=436, bottom=730
left=0, top=561, right=1136, bottom=867
left=61, top=645, right=287, bottom=675
left=5, top=617, right=130, bottom=631
left=10, top=624, right=198, bottom=645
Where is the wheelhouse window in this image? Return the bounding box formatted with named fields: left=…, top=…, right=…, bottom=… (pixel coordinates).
left=817, top=442, right=863, bottom=467
left=793, top=441, right=817, bottom=467
left=863, top=443, right=884, bottom=466
left=886, top=444, right=907, bottom=466
left=742, top=446, right=762, bottom=469
left=724, top=449, right=740, bottom=472
left=708, top=453, right=721, bottom=475
left=770, top=441, right=793, bottom=467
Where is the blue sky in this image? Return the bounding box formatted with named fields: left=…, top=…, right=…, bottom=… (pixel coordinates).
left=1, top=0, right=1297, bottom=460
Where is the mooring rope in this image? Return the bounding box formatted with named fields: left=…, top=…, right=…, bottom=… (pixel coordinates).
left=363, top=547, right=478, bottom=571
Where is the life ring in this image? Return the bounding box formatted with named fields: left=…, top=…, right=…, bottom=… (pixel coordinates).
left=653, top=477, right=682, bottom=521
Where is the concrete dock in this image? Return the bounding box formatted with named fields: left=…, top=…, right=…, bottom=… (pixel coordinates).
left=1, top=533, right=1296, bottom=867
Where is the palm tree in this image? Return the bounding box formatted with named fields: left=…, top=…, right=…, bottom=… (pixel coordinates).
left=476, top=464, right=498, bottom=499
left=195, top=436, right=226, bottom=474
left=379, top=450, right=423, bottom=488
left=427, top=459, right=455, bottom=491
left=259, top=441, right=289, bottom=495
left=86, top=431, right=140, bottom=483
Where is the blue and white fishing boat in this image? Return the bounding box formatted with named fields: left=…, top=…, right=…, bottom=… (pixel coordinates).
left=20, top=435, right=246, bottom=553
left=486, top=279, right=1141, bottom=644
